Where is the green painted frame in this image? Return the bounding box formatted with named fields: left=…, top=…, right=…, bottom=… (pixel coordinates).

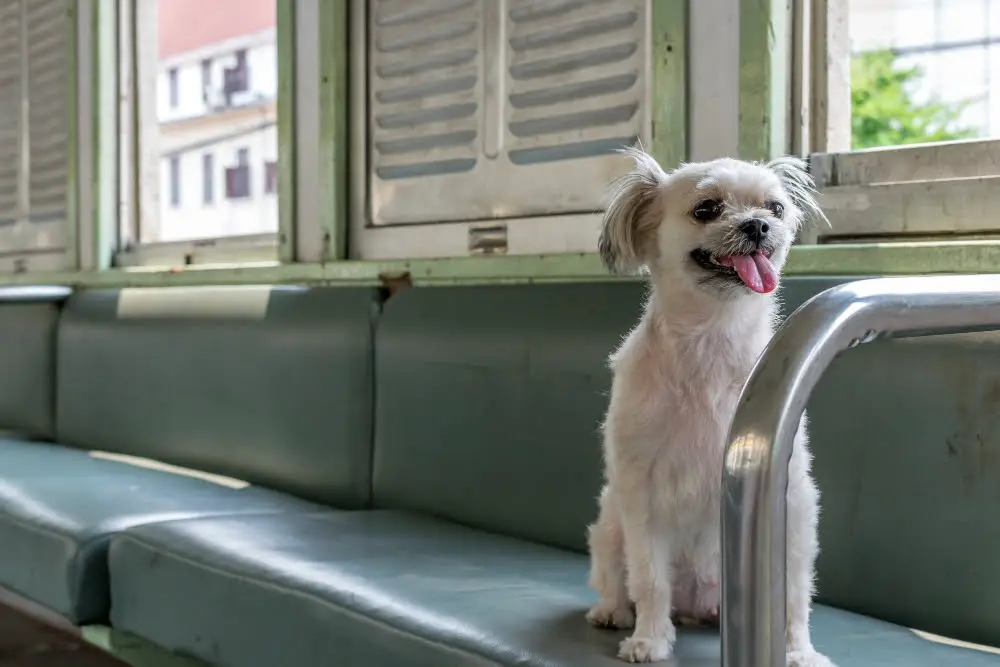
left=0, top=241, right=998, bottom=289
left=90, top=0, right=118, bottom=270
left=739, top=0, right=791, bottom=161
left=64, top=0, right=79, bottom=269
left=318, top=0, right=349, bottom=261
left=276, top=0, right=297, bottom=262
left=650, top=0, right=688, bottom=169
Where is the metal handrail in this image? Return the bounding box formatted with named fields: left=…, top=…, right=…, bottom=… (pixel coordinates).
left=720, top=275, right=1000, bottom=667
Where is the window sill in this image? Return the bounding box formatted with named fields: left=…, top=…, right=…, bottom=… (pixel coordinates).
left=0, top=241, right=998, bottom=289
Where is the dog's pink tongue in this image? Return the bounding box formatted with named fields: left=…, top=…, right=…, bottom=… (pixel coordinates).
left=720, top=252, right=779, bottom=294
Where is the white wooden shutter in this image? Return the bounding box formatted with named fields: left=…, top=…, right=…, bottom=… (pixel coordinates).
left=26, top=0, right=69, bottom=225
left=0, top=0, right=21, bottom=227
left=367, top=0, right=649, bottom=226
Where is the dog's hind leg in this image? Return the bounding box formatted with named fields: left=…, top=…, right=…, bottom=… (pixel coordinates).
left=586, top=485, right=635, bottom=630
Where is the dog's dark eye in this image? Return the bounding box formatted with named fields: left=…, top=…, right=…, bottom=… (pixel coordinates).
left=692, top=199, right=722, bottom=222
left=765, top=201, right=784, bottom=218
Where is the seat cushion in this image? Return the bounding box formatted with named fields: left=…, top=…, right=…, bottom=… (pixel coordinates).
left=56, top=285, right=378, bottom=509
left=0, top=439, right=323, bottom=624
left=107, top=511, right=1000, bottom=667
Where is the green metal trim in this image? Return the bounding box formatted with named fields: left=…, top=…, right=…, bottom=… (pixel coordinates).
left=649, top=0, right=688, bottom=169
left=739, top=0, right=790, bottom=161
left=5, top=242, right=1000, bottom=289
left=318, top=1, right=349, bottom=261
left=91, top=0, right=118, bottom=270
left=276, top=0, right=296, bottom=262
left=64, top=0, right=79, bottom=269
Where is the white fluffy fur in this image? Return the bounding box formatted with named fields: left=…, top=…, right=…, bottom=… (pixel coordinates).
left=586, top=148, right=835, bottom=667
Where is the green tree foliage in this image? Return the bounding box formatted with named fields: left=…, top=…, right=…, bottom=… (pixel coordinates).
left=851, top=49, right=978, bottom=149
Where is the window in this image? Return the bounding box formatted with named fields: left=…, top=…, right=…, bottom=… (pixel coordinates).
left=264, top=160, right=277, bottom=194
left=847, top=0, right=1000, bottom=150
left=167, top=67, right=178, bottom=108
left=800, top=0, right=1000, bottom=245
left=202, top=153, right=214, bottom=205
left=200, top=58, right=212, bottom=103
left=223, top=48, right=250, bottom=100
left=120, top=0, right=279, bottom=249
left=169, top=156, right=181, bottom=208
left=225, top=148, right=251, bottom=200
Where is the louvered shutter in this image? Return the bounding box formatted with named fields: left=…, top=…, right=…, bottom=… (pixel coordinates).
left=26, top=0, right=69, bottom=226
left=368, top=0, right=649, bottom=226
left=0, top=0, right=21, bottom=227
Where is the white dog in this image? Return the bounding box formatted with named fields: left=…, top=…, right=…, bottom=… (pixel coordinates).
left=585, top=147, right=834, bottom=667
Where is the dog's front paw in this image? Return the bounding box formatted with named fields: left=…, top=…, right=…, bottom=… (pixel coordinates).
left=587, top=600, right=635, bottom=629
left=617, top=631, right=674, bottom=663
left=787, top=647, right=836, bottom=667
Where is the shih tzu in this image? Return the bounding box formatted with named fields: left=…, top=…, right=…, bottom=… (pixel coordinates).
left=585, top=147, right=834, bottom=667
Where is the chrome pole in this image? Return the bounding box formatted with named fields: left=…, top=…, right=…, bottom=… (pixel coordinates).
left=720, top=275, right=1000, bottom=667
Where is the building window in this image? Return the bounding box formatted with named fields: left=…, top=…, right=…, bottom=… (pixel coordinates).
left=223, top=49, right=250, bottom=102
left=169, top=156, right=181, bottom=207
left=264, top=160, right=277, bottom=194
left=168, top=67, right=179, bottom=108
left=200, top=58, right=212, bottom=103
left=202, top=153, right=214, bottom=205
left=225, top=148, right=251, bottom=200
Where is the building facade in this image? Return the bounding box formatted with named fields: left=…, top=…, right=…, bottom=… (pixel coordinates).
left=154, top=0, right=278, bottom=242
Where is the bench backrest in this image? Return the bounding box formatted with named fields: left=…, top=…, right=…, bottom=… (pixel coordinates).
left=55, top=286, right=378, bottom=509
left=0, top=286, right=70, bottom=439
left=373, top=282, right=646, bottom=552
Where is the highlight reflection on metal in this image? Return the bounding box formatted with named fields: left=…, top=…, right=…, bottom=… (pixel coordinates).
left=721, top=275, right=1000, bottom=667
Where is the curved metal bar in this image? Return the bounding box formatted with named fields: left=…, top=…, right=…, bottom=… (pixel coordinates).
left=720, top=275, right=1000, bottom=667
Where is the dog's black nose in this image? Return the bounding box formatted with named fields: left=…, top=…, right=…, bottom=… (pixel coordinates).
left=740, top=218, right=769, bottom=245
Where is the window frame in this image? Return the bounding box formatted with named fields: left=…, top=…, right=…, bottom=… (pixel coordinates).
left=803, top=0, right=1000, bottom=245
left=111, top=0, right=294, bottom=269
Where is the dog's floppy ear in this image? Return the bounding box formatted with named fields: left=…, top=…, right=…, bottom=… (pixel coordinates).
left=599, top=146, right=667, bottom=274
left=766, top=156, right=828, bottom=228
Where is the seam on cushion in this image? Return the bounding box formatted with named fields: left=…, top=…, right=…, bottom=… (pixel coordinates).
left=365, top=290, right=381, bottom=509
left=111, top=532, right=513, bottom=667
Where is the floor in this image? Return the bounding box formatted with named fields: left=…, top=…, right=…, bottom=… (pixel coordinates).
left=0, top=600, right=128, bottom=667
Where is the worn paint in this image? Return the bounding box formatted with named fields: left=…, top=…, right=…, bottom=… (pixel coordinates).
left=650, top=0, right=688, bottom=169
left=276, top=0, right=296, bottom=262
left=2, top=242, right=1000, bottom=289
left=739, top=0, right=790, bottom=161
left=319, top=1, right=348, bottom=261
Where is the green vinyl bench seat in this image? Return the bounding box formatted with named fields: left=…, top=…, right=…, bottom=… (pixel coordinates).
left=106, top=510, right=1000, bottom=667
left=0, top=285, right=379, bottom=625
left=4, top=276, right=1000, bottom=667
left=0, top=438, right=323, bottom=625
